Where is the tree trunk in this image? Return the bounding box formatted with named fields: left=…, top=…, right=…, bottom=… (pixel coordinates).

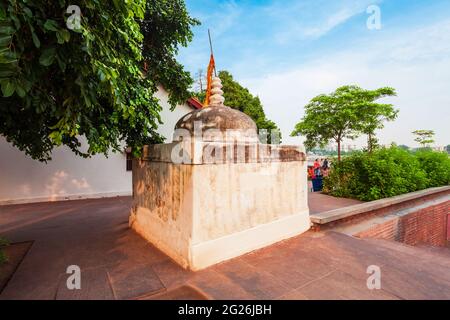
left=337, top=139, right=341, bottom=161
left=368, top=133, right=372, bottom=153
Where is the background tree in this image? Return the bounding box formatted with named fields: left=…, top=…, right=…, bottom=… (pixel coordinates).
left=358, top=88, right=398, bottom=152
left=193, top=70, right=280, bottom=142
left=412, top=130, right=435, bottom=148
left=398, top=144, right=410, bottom=150
left=446, top=144, right=450, bottom=154
left=0, top=0, right=198, bottom=161
left=141, top=0, right=199, bottom=107
left=291, top=85, right=397, bottom=161
left=193, top=68, right=205, bottom=93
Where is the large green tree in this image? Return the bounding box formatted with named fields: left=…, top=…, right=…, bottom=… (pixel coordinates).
left=412, top=129, right=435, bottom=149
left=358, top=90, right=398, bottom=152
left=194, top=70, right=280, bottom=142
left=0, top=0, right=198, bottom=161
left=291, top=85, right=397, bottom=161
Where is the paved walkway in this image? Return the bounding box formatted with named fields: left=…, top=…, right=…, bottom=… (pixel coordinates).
left=1, top=196, right=449, bottom=299
left=308, top=192, right=362, bottom=214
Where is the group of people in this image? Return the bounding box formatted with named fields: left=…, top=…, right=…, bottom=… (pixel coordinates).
left=309, top=158, right=330, bottom=179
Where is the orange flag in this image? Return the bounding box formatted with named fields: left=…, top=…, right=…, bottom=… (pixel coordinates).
left=203, top=54, right=215, bottom=107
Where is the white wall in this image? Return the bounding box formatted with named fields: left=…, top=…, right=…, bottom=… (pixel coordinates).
left=154, top=86, right=194, bottom=142
left=0, top=87, right=194, bottom=205
left=0, top=137, right=131, bottom=204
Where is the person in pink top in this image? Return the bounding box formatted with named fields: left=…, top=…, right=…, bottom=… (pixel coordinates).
left=313, top=158, right=321, bottom=177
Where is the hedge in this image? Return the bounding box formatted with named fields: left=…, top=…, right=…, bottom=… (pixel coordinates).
left=323, top=146, right=450, bottom=201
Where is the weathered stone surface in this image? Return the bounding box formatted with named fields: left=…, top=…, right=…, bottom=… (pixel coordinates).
left=130, top=159, right=310, bottom=270
left=142, top=142, right=306, bottom=164
left=131, top=105, right=310, bottom=271
left=174, top=105, right=258, bottom=142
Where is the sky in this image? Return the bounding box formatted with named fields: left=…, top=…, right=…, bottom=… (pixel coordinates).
left=177, top=0, right=450, bottom=148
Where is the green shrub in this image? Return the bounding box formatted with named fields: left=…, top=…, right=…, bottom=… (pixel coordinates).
left=322, top=146, right=449, bottom=201
left=415, top=150, right=450, bottom=187
left=0, top=237, right=8, bottom=265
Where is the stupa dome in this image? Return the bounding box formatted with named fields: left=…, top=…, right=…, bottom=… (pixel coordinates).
left=175, top=105, right=257, bottom=140
left=174, top=76, right=258, bottom=142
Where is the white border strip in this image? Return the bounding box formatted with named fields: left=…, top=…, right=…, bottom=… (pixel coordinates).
left=190, top=210, right=310, bottom=270
left=0, top=191, right=132, bottom=206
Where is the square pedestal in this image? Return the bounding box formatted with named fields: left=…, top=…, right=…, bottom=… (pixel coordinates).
left=129, top=142, right=310, bottom=270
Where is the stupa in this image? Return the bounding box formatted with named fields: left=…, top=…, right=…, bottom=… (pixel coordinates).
left=129, top=76, right=310, bottom=270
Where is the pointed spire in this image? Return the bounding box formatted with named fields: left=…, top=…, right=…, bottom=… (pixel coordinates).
left=209, top=76, right=225, bottom=106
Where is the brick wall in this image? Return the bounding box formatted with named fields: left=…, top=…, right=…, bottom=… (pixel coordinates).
left=312, top=188, right=450, bottom=231
left=356, top=200, right=450, bottom=247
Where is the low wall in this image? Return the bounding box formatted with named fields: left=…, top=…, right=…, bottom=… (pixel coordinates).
left=310, top=186, right=450, bottom=247
left=355, top=199, right=449, bottom=247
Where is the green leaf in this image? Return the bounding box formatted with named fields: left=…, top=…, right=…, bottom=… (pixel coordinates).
left=32, top=32, right=40, bottom=48
left=1, top=80, right=15, bottom=97
left=10, top=14, right=21, bottom=29
left=16, top=85, right=26, bottom=97
left=0, top=52, right=18, bottom=64
left=44, top=19, right=59, bottom=32
left=0, top=35, right=11, bottom=47
left=0, top=7, right=6, bottom=19
left=0, top=69, right=15, bottom=78
left=56, top=29, right=71, bottom=44
left=39, top=47, right=56, bottom=66
left=60, top=29, right=70, bottom=42
left=0, top=26, right=15, bottom=35
left=23, top=7, right=33, bottom=18
left=56, top=31, right=64, bottom=44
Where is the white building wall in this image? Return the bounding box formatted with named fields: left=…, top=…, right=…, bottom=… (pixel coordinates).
left=154, top=87, right=194, bottom=143
left=0, top=87, right=194, bottom=205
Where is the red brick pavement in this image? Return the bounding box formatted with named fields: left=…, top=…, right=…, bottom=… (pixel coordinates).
left=1, top=196, right=449, bottom=300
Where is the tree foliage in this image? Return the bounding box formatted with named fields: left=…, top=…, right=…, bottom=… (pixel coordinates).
left=193, top=70, right=280, bottom=142
left=412, top=129, right=435, bottom=148
left=0, top=0, right=198, bottom=161
left=290, top=85, right=397, bottom=160
left=141, top=0, right=199, bottom=107
left=359, top=93, right=398, bottom=152
left=414, top=149, right=450, bottom=187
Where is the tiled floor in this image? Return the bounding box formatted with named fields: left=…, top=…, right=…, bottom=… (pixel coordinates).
left=308, top=192, right=362, bottom=214
left=1, top=196, right=449, bottom=300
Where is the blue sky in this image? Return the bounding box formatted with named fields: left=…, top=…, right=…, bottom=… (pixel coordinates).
left=178, top=0, right=450, bottom=148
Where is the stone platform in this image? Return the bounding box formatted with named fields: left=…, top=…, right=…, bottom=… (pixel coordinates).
left=129, top=99, right=310, bottom=270
left=2, top=196, right=450, bottom=300
left=130, top=141, right=310, bottom=270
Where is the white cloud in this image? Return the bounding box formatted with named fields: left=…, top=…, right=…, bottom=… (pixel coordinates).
left=240, top=18, right=450, bottom=148
left=302, top=8, right=359, bottom=38
left=272, top=0, right=382, bottom=43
